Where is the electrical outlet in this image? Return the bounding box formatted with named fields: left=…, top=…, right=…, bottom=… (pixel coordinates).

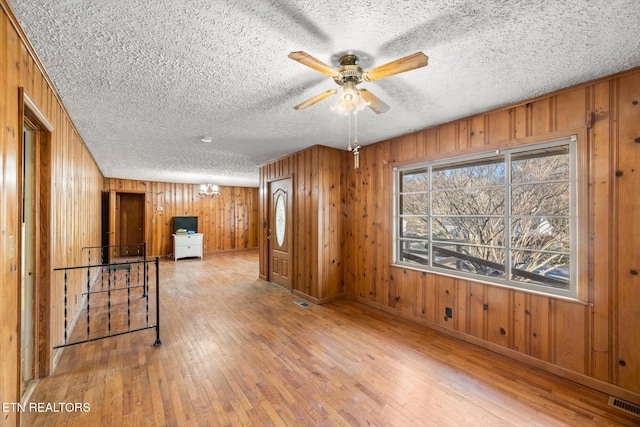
left=445, top=307, right=453, bottom=318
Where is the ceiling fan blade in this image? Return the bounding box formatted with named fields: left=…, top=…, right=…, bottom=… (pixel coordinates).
left=363, top=52, right=429, bottom=82
left=293, top=89, right=338, bottom=110
left=359, top=89, right=390, bottom=114
left=288, top=51, right=339, bottom=78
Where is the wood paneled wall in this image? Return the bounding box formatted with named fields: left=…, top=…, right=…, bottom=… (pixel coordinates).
left=49, top=127, right=103, bottom=366
left=104, top=179, right=258, bottom=257
left=1, top=2, right=104, bottom=424
left=258, top=145, right=346, bottom=303
left=343, top=70, right=640, bottom=402
left=259, top=68, right=640, bottom=403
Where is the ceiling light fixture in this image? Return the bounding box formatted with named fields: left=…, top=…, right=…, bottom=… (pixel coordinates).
left=198, top=184, right=220, bottom=197
left=200, top=136, right=213, bottom=143
left=331, top=81, right=368, bottom=170
left=330, top=81, right=368, bottom=115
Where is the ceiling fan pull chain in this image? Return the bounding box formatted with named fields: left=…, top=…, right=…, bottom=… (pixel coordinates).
left=353, top=111, right=360, bottom=169
left=354, top=111, right=357, bottom=141
left=347, top=109, right=352, bottom=151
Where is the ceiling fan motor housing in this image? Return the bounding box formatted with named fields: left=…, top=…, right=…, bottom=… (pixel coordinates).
left=334, top=64, right=363, bottom=85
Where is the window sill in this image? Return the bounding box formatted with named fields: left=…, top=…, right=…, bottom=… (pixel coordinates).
left=390, top=263, right=590, bottom=306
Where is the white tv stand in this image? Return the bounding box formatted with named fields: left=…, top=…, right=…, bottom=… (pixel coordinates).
left=172, top=233, right=203, bottom=261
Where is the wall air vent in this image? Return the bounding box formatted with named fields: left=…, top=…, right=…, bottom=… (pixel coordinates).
left=608, top=396, right=640, bottom=417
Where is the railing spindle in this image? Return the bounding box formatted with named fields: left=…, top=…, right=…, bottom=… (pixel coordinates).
left=143, top=243, right=148, bottom=297
left=145, top=262, right=150, bottom=328
left=107, top=267, right=112, bottom=337
left=126, top=267, right=131, bottom=331
left=86, top=266, right=91, bottom=340
left=86, top=263, right=91, bottom=340
left=154, top=257, right=162, bottom=346
left=63, top=271, right=68, bottom=345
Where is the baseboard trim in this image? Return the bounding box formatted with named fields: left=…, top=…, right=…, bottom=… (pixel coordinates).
left=291, top=290, right=345, bottom=305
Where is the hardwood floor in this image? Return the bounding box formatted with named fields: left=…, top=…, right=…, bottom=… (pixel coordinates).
left=22, top=249, right=638, bottom=426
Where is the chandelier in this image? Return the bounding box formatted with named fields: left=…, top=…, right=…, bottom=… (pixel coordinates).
left=198, top=184, right=220, bottom=197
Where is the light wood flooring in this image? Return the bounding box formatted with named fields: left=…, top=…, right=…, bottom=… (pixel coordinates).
left=22, top=249, right=638, bottom=426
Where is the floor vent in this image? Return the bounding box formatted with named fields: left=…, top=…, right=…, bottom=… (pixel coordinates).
left=608, top=396, right=640, bottom=417
left=294, top=300, right=311, bottom=308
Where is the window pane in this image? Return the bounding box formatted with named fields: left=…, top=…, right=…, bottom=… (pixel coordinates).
left=433, top=156, right=504, bottom=190
left=400, top=216, right=429, bottom=238
left=432, top=243, right=505, bottom=278
left=511, top=250, right=570, bottom=289
left=511, top=218, right=570, bottom=251
left=400, top=169, right=429, bottom=192
left=511, top=183, right=569, bottom=216
left=511, top=147, right=569, bottom=183
left=400, top=193, right=429, bottom=216
left=433, top=216, right=505, bottom=247
left=399, top=240, right=429, bottom=266
left=432, top=187, right=505, bottom=216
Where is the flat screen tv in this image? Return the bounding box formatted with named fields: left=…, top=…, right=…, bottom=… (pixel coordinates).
left=173, top=216, right=198, bottom=233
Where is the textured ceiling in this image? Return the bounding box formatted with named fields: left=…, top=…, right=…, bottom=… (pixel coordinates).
left=8, top=0, right=640, bottom=187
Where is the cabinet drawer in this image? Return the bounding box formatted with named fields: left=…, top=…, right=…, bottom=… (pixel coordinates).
left=179, top=245, right=201, bottom=257
left=174, top=234, right=203, bottom=247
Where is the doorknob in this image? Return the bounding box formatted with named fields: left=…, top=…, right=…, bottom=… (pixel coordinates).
left=267, top=228, right=272, bottom=240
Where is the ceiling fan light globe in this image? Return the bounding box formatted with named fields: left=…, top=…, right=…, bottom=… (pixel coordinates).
left=354, top=94, right=369, bottom=112
left=330, top=101, right=348, bottom=115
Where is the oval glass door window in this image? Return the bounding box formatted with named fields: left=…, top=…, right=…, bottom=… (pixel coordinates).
left=275, top=194, right=286, bottom=246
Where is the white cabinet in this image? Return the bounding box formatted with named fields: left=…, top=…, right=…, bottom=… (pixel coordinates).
left=172, top=233, right=203, bottom=261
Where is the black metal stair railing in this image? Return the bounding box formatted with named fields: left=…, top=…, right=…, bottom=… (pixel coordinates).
left=53, top=244, right=161, bottom=349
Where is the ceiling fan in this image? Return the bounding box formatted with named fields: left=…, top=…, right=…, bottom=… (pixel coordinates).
left=288, top=51, right=428, bottom=114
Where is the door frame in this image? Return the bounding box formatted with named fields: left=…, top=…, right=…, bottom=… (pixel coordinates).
left=17, top=89, right=54, bottom=391
left=108, top=190, right=146, bottom=260
left=267, top=176, right=294, bottom=289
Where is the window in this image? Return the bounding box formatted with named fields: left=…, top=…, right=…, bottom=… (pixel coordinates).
left=395, top=136, right=577, bottom=299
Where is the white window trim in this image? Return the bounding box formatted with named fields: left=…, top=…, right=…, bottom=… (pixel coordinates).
left=393, top=136, right=579, bottom=300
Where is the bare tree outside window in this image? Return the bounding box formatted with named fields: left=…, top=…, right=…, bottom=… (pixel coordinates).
left=510, top=147, right=570, bottom=287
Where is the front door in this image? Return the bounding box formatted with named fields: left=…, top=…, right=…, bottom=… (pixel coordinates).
left=269, top=178, right=292, bottom=289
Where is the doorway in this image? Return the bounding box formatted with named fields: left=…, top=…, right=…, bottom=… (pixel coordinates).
left=21, top=123, right=35, bottom=390
left=115, top=193, right=145, bottom=257
left=19, top=89, right=53, bottom=392
left=268, top=178, right=292, bottom=289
